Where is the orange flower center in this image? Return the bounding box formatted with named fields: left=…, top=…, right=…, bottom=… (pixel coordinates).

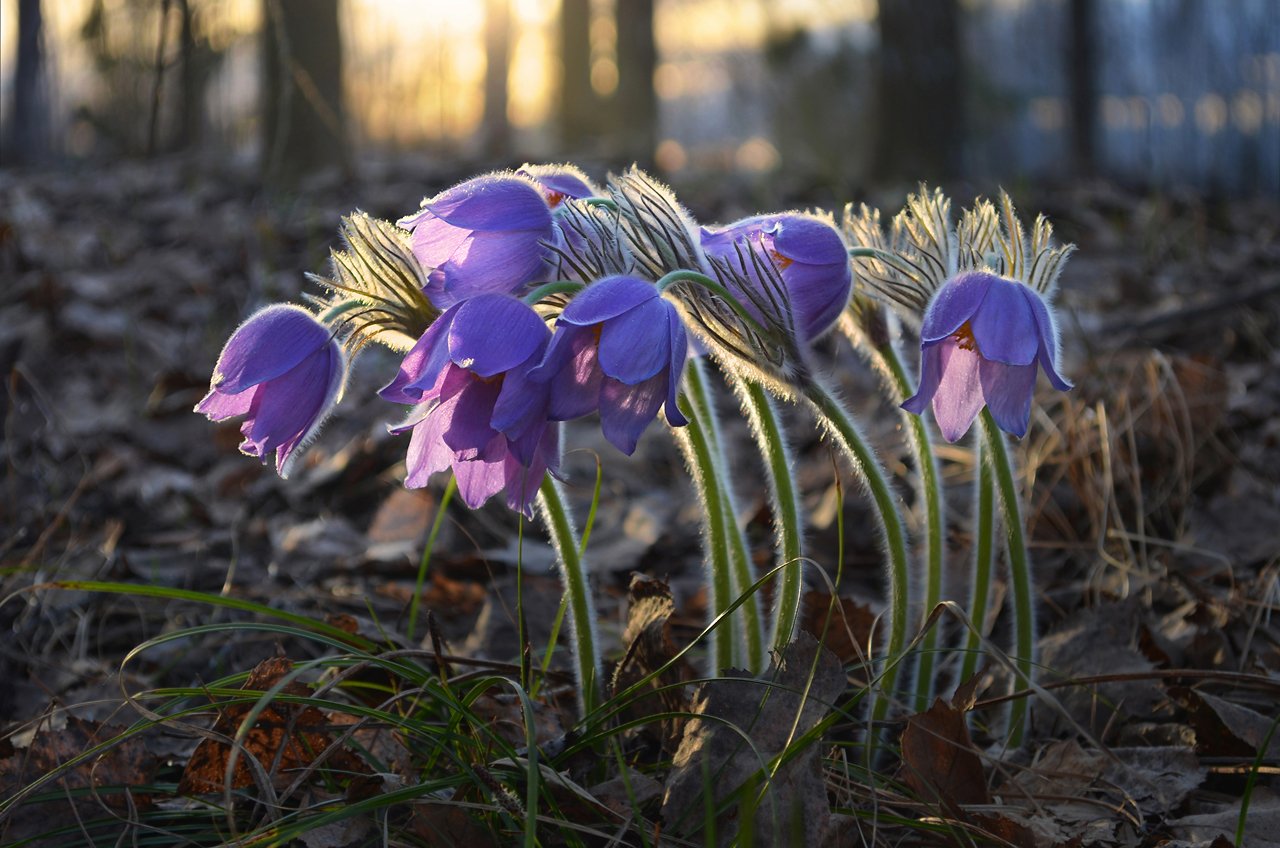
left=546, top=191, right=567, bottom=209
left=769, top=248, right=793, bottom=271
left=953, top=321, right=977, bottom=351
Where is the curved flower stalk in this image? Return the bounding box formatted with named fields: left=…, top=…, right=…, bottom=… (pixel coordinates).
left=195, top=304, right=346, bottom=478
left=380, top=293, right=558, bottom=516
left=532, top=275, right=688, bottom=456
left=849, top=187, right=1076, bottom=742
left=398, top=172, right=556, bottom=307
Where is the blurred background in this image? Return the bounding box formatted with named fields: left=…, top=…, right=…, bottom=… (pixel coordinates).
left=3, top=0, right=1278, bottom=196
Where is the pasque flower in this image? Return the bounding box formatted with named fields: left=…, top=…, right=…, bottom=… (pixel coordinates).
left=398, top=173, right=554, bottom=308
left=902, top=271, right=1071, bottom=442
left=380, top=293, right=558, bottom=515
left=701, top=212, right=852, bottom=343
left=847, top=187, right=1075, bottom=442
left=195, top=304, right=345, bottom=478
left=532, top=275, right=689, bottom=455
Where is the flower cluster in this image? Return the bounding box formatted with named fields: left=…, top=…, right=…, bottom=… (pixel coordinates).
left=197, top=165, right=858, bottom=514
left=196, top=167, right=1072, bottom=515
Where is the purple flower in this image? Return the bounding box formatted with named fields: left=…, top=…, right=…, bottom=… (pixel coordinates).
left=516, top=163, right=599, bottom=207
left=902, top=271, right=1072, bottom=442
left=380, top=293, right=558, bottom=515
left=397, top=173, right=554, bottom=309
left=531, top=275, right=689, bottom=455
left=195, top=304, right=345, bottom=478
left=700, top=213, right=852, bottom=343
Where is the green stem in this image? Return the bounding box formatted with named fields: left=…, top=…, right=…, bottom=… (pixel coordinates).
left=522, top=280, right=585, bottom=305
left=685, top=360, right=765, bottom=672
left=801, top=379, right=911, bottom=718
left=535, top=476, right=600, bottom=717
left=961, top=440, right=996, bottom=686
left=733, top=377, right=805, bottom=651
left=878, top=341, right=945, bottom=711
left=654, top=269, right=771, bottom=339
left=672, top=393, right=740, bottom=674
left=978, top=408, right=1034, bottom=746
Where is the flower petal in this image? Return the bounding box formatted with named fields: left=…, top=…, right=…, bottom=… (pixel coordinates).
left=1021, top=286, right=1073, bottom=391
left=558, top=275, right=657, bottom=326
left=195, top=385, right=255, bottom=420
left=403, top=399, right=460, bottom=488
left=598, top=297, right=672, bottom=384
left=422, top=174, right=552, bottom=232
left=238, top=347, right=333, bottom=466
left=380, top=303, right=462, bottom=405
left=442, top=375, right=503, bottom=459
left=929, top=338, right=985, bottom=442
left=517, top=163, right=599, bottom=202
left=448, top=295, right=549, bottom=378
left=774, top=258, right=851, bottom=341
left=404, top=214, right=473, bottom=271
left=663, top=306, right=689, bottom=427
left=492, top=364, right=551, bottom=447
left=434, top=229, right=552, bottom=304
left=452, top=448, right=509, bottom=509
left=970, top=277, right=1037, bottom=366
left=921, top=272, right=995, bottom=343
left=541, top=326, right=605, bottom=421
left=772, top=214, right=850, bottom=267
left=901, top=342, right=943, bottom=415
left=212, top=304, right=330, bottom=394
left=979, top=359, right=1037, bottom=438
left=599, top=374, right=666, bottom=455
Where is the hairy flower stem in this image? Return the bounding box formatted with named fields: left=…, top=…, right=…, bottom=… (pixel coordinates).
left=801, top=379, right=911, bottom=721
left=960, top=440, right=996, bottom=687
left=536, top=476, right=601, bottom=717
left=978, top=409, right=1034, bottom=746
left=839, top=313, right=946, bottom=711
left=684, top=359, right=766, bottom=672
left=732, top=377, right=805, bottom=651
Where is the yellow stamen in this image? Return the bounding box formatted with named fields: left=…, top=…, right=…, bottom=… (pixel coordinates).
left=953, top=321, right=977, bottom=351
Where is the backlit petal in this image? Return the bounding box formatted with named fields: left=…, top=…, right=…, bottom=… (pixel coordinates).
left=558, top=275, right=657, bottom=326
left=930, top=338, right=985, bottom=442
left=213, top=304, right=330, bottom=394
left=424, top=174, right=552, bottom=232
left=599, top=374, right=666, bottom=455
left=1021, top=286, right=1073, bottom=391
left=979, top=359, right=1037, bottom=438
left=448, top=295, right=549, bottom=377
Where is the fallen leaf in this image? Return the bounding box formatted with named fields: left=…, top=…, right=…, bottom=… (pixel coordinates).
left=178, top=656, right=368, bottom=794
left=660, top=632, right=844, bottom=848
left=800, top=590, right=877, bottom=669
left=899, top=698, right=990, bottom=815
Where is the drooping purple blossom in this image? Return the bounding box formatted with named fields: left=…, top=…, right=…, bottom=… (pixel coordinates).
left=380, top=293, right=558, bottom=515
left=195, top=304, right=345, bottom=478
left=902, top=271, right=1071, bottom=442
left=700, top=212, right=852, bottom=343
left=397, top=173, right=554, bottom=309
left=532, top=275, right=689, bottom=455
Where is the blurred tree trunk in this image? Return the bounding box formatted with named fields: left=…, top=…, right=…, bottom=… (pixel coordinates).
left=7, top=0, right=50, bottom=163
left=481, top=0, right=512, bottom=157
left=177, top=0, right=200, bottom=150
left=559, top=0, right=596, bottom=148
left=261, top=0, right=350, bottom=186
left=1067, top=0, right=1098, bottom=176
left=614, top=0, right=657, bottom=164
left=874, top=0, right=963, bottom=181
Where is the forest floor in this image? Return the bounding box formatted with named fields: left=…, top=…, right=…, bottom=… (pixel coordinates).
left=1, top=157, right=1279, bottom=847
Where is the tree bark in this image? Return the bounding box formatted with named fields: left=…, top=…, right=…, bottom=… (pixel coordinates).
left=481, top=0, right=512, bottom=157
left=8, top=0, right=49, bottom=163
left=1067, top=0, right=1098, bottom=176
left=558, top=0, right=597, bottom=147
left=261, top=0, right=350, bottom=186
left=614, top=0, right=658, bottom=164
left=874, top=0, right=964, bottom=181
